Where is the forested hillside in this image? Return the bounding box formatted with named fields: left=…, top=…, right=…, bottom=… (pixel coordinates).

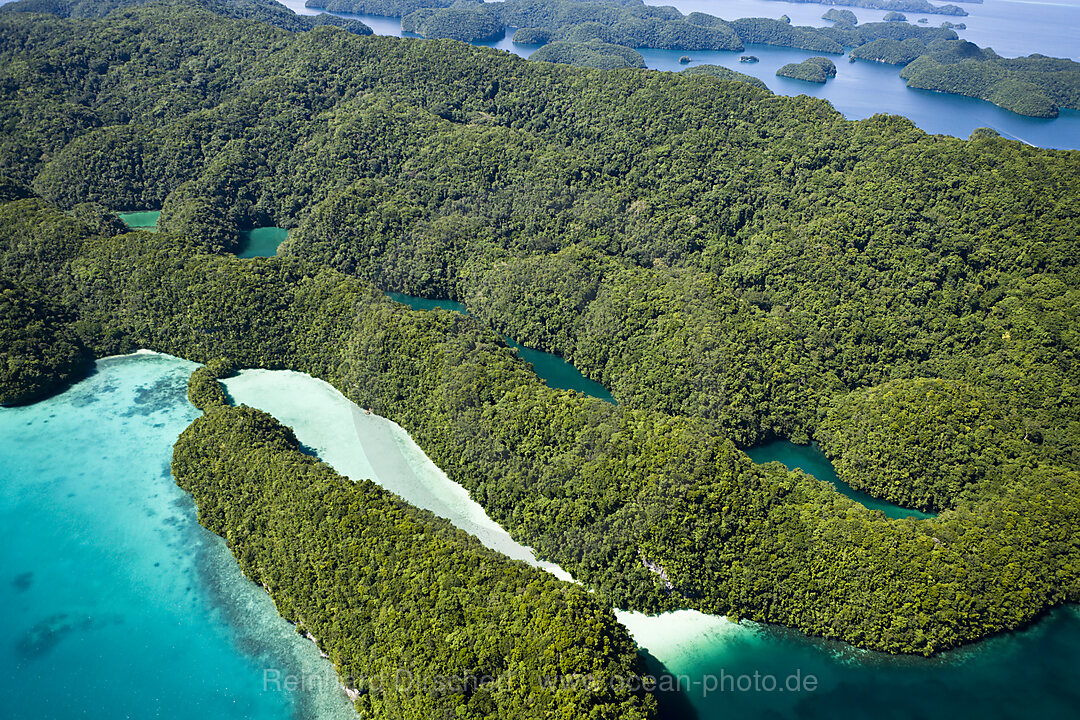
left=1, top=3, right=1080, bottom=661
left=4, top=5, right=1069, bottom=456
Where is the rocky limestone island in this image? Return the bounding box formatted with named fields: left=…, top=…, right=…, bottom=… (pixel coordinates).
left=777, top=56, right=838, bottom=82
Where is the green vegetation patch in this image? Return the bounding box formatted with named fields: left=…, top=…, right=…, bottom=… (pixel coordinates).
left=680, top=64, right=770, bottom=91
left=818, top=379, right=1015, bottom=511
left=530, top=39, right=646, bottom=69
left=777, top=56, right=838, bottom=82
left=402, top=2, right=504, bottom=42
left=0, top=280, right=89, bottom=405
left=900, top=40, right=1080, bottom=117
left=850, top=37, right=927, bottom=65
left=822, top=8, right=858, bottom=25
left=732, top=17, right=843, bottom=54
left=186, top=358, right=234, bottom=410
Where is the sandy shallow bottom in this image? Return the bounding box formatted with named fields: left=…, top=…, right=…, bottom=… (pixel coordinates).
left=222, top=368, right=573, bottom=581
left=0, top=352, right=358, bottom=720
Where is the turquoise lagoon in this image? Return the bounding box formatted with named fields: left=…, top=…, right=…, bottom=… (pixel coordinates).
left=237, top=227, right=290, bottom=258
left=113, top=215, right=288, bottom=257
left=0, top=352, right=357, bottom=720
left=118, top=210, right=161, bottom=231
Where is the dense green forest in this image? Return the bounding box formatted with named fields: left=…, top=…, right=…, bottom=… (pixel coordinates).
left=0, top=279, right=89, bottom=405
left=900, top=40, right=1080, bottom=118
left=822, top=8, right=858, bottom=25
left=849, top=36, right=928, bottom=64
left=174, top=395, right=656, bottom=719
left=680, top=64, right=769, bottom=90
left=1, top=2, right=1080, bottom=661
left=491, top=0, right=744, bottom=52
left=0, top=0, right=373, bottom=34
left=776, top=56, right=837, bottom=82
left=401, top=2, right=503, bottom=43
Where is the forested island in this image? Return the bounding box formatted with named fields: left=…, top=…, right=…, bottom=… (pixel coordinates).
left=900, top=41, right=1080, bottom=118
left=681, top=64, right=769, bottom=90
left=822, top=8, right=858, bottom=25
left=776, top=56, right=838, bottom=82
left=762, top=0, right=969, bottom=16
left=842, top=34, right=1080, bottom=117
left=849, top=36, right=928, bottom=64
left=530, top=38, right=646, bottom=69
left=401, top=2, right=503, bottom=42
left=2, top=1, right=1080, bottom=686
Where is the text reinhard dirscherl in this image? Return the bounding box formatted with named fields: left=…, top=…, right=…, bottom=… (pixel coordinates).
left=263, top=667, right=819, bottom=699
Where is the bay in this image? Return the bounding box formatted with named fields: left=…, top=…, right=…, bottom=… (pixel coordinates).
left=620, top=603, right=1080, bottom=720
